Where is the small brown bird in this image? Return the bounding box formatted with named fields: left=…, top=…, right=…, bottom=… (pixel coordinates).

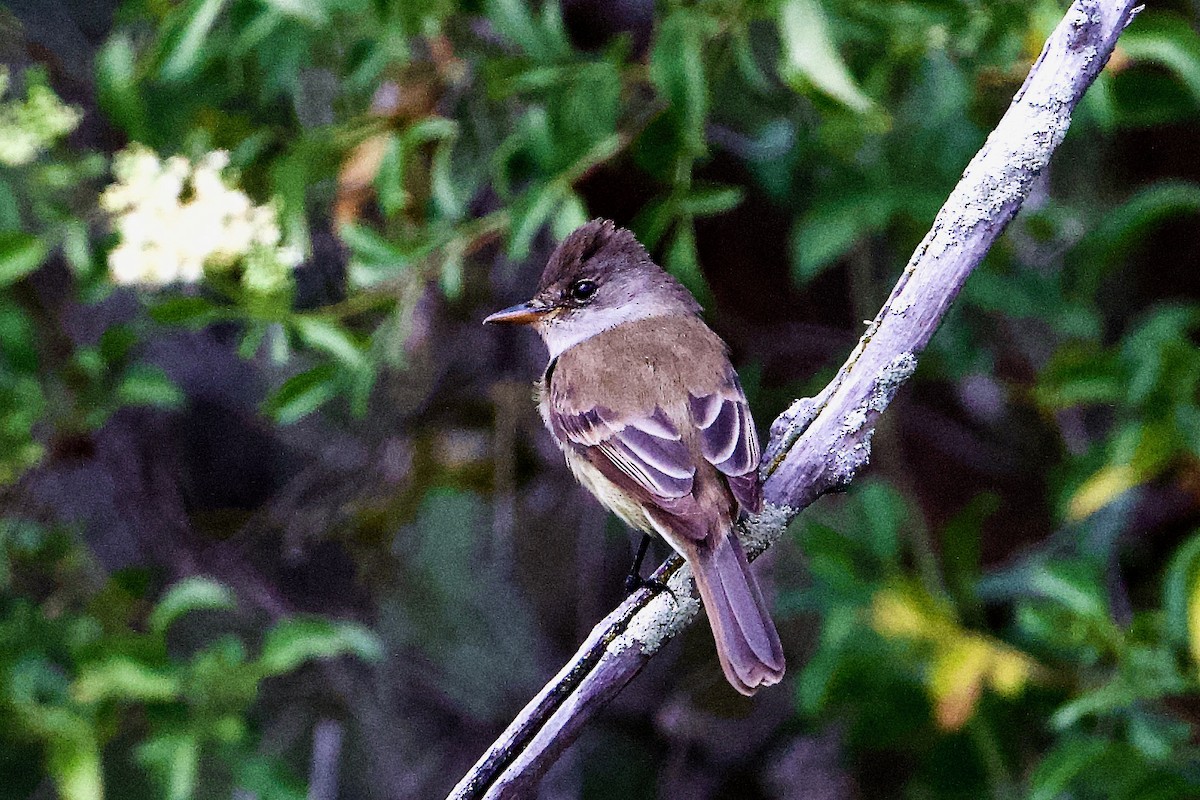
left=485, top=219, right=784, bottom=695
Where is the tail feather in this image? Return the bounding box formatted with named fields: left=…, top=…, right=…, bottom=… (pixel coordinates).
left=690, top=531, right=785, bottom=695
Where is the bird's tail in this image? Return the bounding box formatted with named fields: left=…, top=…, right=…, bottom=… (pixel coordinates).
left=688, top=529, right=785, bottom=695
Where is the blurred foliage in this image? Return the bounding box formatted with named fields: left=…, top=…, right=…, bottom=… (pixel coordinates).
left=0, top=518, right=380, bottom=800
left=791, top=483, right=1200, bottom=799
left=2, top=0, right=1200, bottom=797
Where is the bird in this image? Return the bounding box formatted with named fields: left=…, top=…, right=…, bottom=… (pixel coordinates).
left=484, top=218, right=784, bottom=695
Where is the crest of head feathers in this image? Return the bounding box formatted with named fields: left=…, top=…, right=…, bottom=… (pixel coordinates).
left=537, top=219, right=653, bottom=291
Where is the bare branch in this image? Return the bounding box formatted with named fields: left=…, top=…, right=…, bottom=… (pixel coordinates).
left=307, top=719, right=345, bottom=800
left=449, top=2, right=1144, bottom=798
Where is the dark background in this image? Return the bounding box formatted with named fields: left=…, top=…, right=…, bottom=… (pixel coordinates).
left=3, top=1, right=1200, bottom=798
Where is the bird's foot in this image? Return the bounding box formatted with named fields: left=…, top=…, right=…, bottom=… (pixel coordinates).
left=624, top=573, right=676, bottom=601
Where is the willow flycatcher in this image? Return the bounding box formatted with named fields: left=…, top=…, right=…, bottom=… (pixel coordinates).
left=485, top=219, right=784, bottom=695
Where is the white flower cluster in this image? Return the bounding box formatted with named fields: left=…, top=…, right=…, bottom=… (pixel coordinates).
left=100, top=145, right=302, bottom=287
left=0, top=67, right=82, bottom=167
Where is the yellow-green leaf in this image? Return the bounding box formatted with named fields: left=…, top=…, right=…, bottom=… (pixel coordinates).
left=778, top=0, right=873, bottom=113
left=0, top=232, right=47, bottom=287
left=1067, top=463, right=1143, bottom=521
left=1189, top=566, right=1200, bottom=674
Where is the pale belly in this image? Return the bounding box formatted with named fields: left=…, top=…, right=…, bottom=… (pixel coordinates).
left=539, top=380, right=683, bottom=553
left=563, top=448, right=655, bottom=533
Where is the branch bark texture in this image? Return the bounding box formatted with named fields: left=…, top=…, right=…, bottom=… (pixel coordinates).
left=450, top=2, right=1142, bottom=797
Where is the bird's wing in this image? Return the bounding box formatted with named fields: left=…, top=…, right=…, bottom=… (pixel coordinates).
left=687, top=375, right=763, bottom=513
left=554, top=403, right=696, bottom=502
left=548, top=382, right=762, bottom=527
left=545, top=316, right=762, bottom=533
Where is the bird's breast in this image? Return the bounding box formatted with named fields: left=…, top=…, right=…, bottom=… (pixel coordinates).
left=562, top=446, right=657, bottom=534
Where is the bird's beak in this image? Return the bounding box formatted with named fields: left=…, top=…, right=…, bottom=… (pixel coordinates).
left=483, top=301, right=547, bottom=326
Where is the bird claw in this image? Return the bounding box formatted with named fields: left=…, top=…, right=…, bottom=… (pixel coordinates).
left=625, top=573, right=676, bottom=602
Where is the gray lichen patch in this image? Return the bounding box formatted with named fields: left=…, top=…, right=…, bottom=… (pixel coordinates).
left=769, top=392, right=823, bottom=441
left=739, top=502, right=795, bottom=557
left=763, top=385, right=835, bottom=475
left=947, top=100, right=1070, bottom=232
left=825, top=353, right=917, bottom=489
left=828, top=438, right=872, bottom=489
left=838, top=407, right=869, bottom=437
left=837, top=352, right=917, bottom=441
left=869, top=352, right=918, bottom=412
left=1067, top=1, right=1098, bottom=34
left=613, top=569, right=702, bottom=656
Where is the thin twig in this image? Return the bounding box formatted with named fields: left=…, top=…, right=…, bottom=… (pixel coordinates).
left=449, top=2, right=1144, bottom=798
left=307, top=719, right=345, bottom=800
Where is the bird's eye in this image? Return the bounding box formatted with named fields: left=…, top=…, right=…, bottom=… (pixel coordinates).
left=569, top=279, right=598, bottom=302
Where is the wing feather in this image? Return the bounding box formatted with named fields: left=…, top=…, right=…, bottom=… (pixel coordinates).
left=552, top=404, right=696, bottom=500
left=543, top=320, right=762, bottom=518
left=689, top=381, right=763, bottom=513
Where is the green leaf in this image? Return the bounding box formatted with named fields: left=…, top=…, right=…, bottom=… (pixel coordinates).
left=1027, top=560, right=1111, bottom=624
left=341, top=223, right=409, bottom=288
left=1028, top=736, right=1110, bottom=800
left=940, top=493, right=997, bottom=608
left=258, top=618, right=383, bottom=677
left=665, top=221, right=710, bottom=304
left=149, top=296, right=223, bottom=327
left=269, top=321, right=291, bottom=364
left=73, top=658, right=180, bottom=704
left=61, top=221, right=93, bottom=278
left=99, top=324, right=137, bottom=364
left=1120, top=13, right=1200, bottom=107
left=1163, top=530, right=1200, bottom=651
left=271, top=141, right=326, bottom=251
left=1078, top=70, right=1119, bottom=132
left=339, top=224, right=406, bottom=264
left=375, top=134, right=408, bottom=219
left=0, top=232, right=48, bottom=287
left=1077, top=181, right=1200, bottom=283
left=792, top=192, right=897, bottom=282
left=438, top=239, right=465, bottom=299
left=1121, top=305, right=1200, bottom=404
left=137, top=733, right=200, bottom=800
left=484, top=0, right=569, bottom=63
left=0, top=178, right=21, bottom=232
left=778, top=0, right=873, bottom=113
left=650, top=11, right=710, bottom=155
left=796, top=605, right=857, bottom=714
left=292, top=317, right=367, bottom=369
left=261, top=0, right=329, bottom=26
left=630, top=197, right=674, bottom=251
left=681, top=185, right=744, bottom=217
left=731, top=24, right=773, bottom=94
left=149, top=577, right=237, bottom=634
left=1047, top=673, right=1175, bottom=730
left=508, top=181, right=564, bottom=260
left=552, top=192, right=588, bottom=240
left=404, top=117, right=458, bottom=145
left=266, top=363, right=340, bottom=424
left=47, top=733, right=103, bottom=800
left=1035, top=343, right=1123, bottom=409
left=233, top=753, right=308, bottom=800
left=95, top=33, right=148, bottom=141
left=116, top=364, right=185, bottom=409
left=856, top=481, right=907, bottom=564
left=238, top=321, right=269, bottom=359
left=159, top=0, right=231, bottom=83
left=429, top=134, right=463, bottom=220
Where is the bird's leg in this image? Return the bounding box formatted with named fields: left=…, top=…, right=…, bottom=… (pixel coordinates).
left=624, top=533, right=675, bottom=600
left=623, top=534, right=651, bottom=593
